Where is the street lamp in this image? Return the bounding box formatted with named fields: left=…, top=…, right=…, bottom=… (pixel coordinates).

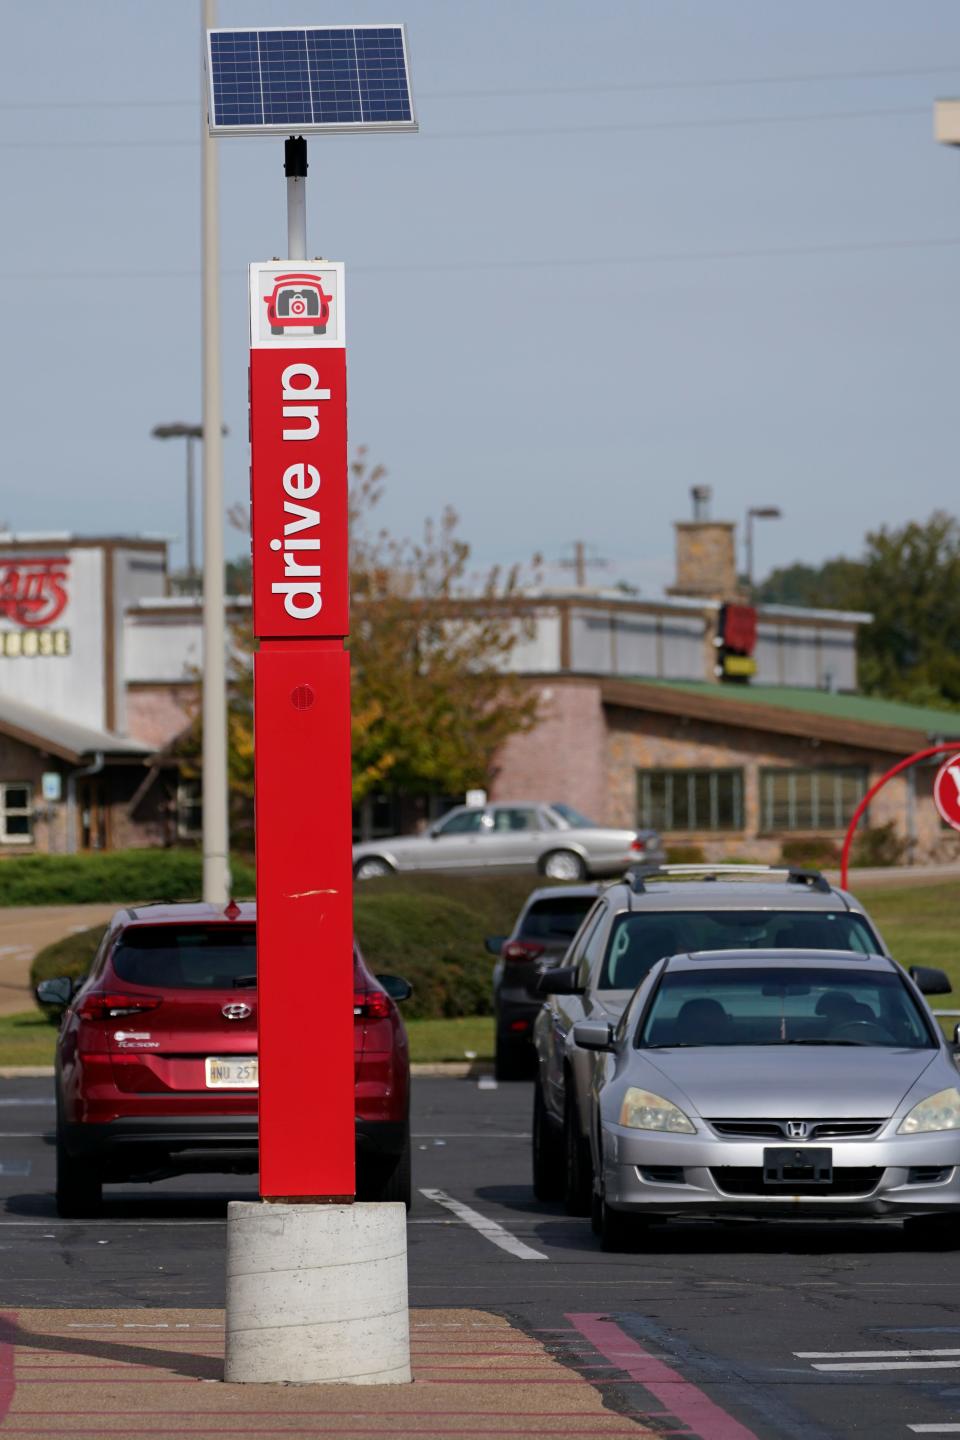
left=151, top=420, right=228, bottom=594
left=745, top=505, right=782, bottom=593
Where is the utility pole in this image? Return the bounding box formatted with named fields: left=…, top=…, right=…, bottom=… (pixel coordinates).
left=559, top=540, right=609, bottom=589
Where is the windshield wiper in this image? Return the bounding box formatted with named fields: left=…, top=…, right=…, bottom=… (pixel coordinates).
left=643, top=1042, right=704, bottom=1049
left=780, top=1037, right=868, bottom=1046
left=232, top=975, right=257, bottom=988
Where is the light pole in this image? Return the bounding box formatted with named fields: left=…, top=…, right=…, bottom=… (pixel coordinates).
left=745, top=505, right=782, bottom=593
left=151, top=422, right=202, bottom=591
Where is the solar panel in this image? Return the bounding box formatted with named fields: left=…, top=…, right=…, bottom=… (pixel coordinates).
left=206, top=25, right=417, bottom=136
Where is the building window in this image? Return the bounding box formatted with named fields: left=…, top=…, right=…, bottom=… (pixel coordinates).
left=0, top=784, right=33, bottom=844
left=760, top=767, right=867, bottom=832
left=637, top=768, right=744, bottom=832
left=176, top=781, right=202, bottom=839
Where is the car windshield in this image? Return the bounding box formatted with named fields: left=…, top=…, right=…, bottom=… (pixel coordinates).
left=599, top=909, right=879, bottom=990
left=520, top=895, right=595, bottom=942
left=112, top=925, right=257, bottom=990
left=637, top=966, right=933, bottom=1049
left=550, top=802, right=595, bottom=828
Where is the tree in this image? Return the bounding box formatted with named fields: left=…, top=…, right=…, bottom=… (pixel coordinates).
left=218, top=450, right=541, bottom=825
left=754, top=557, right=865, bottom=610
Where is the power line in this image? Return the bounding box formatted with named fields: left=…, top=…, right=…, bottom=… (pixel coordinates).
left=9, top=234, right=960, bottom=281
left=0, top=61, right=956, bottom=110
left=0, top=103, right=929, bottom=149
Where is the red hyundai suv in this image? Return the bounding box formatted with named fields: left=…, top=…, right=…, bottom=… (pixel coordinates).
left=36, top=902, right=412, bottom=1218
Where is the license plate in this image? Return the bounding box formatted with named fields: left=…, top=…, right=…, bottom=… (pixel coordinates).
left=205, top=1056, right=258, bottom=1089
left=763, top=1146, right=832, bottom=1185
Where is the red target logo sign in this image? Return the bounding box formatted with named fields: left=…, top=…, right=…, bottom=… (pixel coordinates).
left=933, top=754, right=960, bottom=831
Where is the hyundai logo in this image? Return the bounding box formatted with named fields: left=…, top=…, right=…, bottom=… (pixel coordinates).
left=222, top=1002, right=252, bottom=1021
left=785, top=1121, right=808, bottom=1140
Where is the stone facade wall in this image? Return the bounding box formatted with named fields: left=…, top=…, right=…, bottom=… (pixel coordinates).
left=490, top=682, right=608, bottom=819
left=670, top=521, right=737, bottom=599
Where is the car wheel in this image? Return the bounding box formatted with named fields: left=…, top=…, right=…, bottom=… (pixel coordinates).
left=356, top=1125, right=412, bottom=1210
left=55, top=1134, right=102, bottom=1219
left=532, top=1077, right=564, bottom=1201
left=541, top=850, right=587, bottom=882
left=313, top=325, right=327, bottom=335
left=354, top=856, right=394, bottom=880
left=270, top=324, right=284, bottom=335
left=600, top=1197, right=650, bottom=1252
left=495, top=1031, right=533, bottom=1082
left=590, top=1186, right=603, bottom=1236
left=563, top=1084, right=593, bottom=1217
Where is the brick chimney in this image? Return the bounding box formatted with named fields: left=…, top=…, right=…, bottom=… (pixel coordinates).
left=667, top=486, right=739, bottom=600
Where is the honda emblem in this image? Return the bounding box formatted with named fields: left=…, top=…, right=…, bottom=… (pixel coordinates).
left=785, top=1121, right=808, bottom=1140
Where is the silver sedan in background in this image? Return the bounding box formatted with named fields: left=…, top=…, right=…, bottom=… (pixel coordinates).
left=575, top=948, right=960, bottom=1250
left=353, top=802, right=664, bottom=881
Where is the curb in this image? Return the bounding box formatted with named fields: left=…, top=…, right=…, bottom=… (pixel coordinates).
left=0, top=1065, right=54, bottom=1078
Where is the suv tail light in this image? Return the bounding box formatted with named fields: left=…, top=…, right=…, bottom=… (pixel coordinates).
left=354, top=989, right=391, bottom=1019
left=77, top=992, right=163, bottom=1021
left=630, top=837, right=646, bottom=853
left=502, top=940, right=546, bottom=963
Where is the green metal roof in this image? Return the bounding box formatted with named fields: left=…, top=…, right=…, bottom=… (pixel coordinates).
left=634, top=681, right=960, bottom=737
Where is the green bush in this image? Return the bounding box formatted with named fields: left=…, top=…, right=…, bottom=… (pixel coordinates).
left=665, top=844, right=706, bottom=864
left=850, top=821, right=907, bottom=869
left=0, top=850, right=255, bottom=907
left=29, top=871, right=543, bottom=1022
left=779, top=837, right=842, bottom=867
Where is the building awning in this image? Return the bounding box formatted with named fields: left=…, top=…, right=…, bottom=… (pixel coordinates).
left=0, top=692, right=150, bottom=765
left=597, top=678, right=960, bottom=756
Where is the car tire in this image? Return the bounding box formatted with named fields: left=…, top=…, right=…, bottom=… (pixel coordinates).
left=357, top=1125, right=412, bottom=1210
left=541, top=850, right=587, bottom=882
left=903, top=1214, right=960, bottom=1249
left=495, top=1031, right=533, bottom=1082
left=563, top=1085, right=593, bottom=1217
left=532, top=1077, right=564, bottom=1201
left=55, top=1134, right=103, bottom=1219
left=270, top=324, right=284, bottom=335
left=590, top=1186, right=603, bottom=1236
left=313, top=325, right=327, bottom=335
left=354, top=856, right=394, bottom=880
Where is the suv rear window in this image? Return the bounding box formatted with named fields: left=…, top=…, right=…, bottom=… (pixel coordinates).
left=520, top=896, right=595, bottom=942
left=112, top=925, right=257, bottom=990
left=599, top=910, right=879, bottom=990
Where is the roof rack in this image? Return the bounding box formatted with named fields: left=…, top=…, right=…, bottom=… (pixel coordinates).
left=624, top=863, right=832, bottom=896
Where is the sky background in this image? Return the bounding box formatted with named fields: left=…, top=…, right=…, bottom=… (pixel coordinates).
left=1, top=1, right=960, bottom=594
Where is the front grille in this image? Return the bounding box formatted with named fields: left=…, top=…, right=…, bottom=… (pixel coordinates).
left=907, top=1166, right=953, bottom=1186
left=639, top=1166, right=686, bottom=1186
left=711, top=1166, right=884, bottom=1197
left=708, top=1119, right=883, bottom=1141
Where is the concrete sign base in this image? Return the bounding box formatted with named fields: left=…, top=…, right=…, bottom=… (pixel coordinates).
left=224, top=1200, right=411, bottom=1384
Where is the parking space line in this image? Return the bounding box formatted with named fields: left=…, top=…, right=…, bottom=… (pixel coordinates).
left=797, top=1349, right=960, bottom=1359
left=909, top=1427, right=960, bottom=1434
left=814, top=1361, right=960, bottom=1373
left=419, top=1188, right=548, bottom=1260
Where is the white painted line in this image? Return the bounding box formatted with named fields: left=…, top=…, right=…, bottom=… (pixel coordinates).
left=477, top=1076, right=498, bottom=1091
left=814, top=1361, right=960, bottom=1372
left=0, top=1218, right=228, bottom=1227
left=419, top=1187, right=548, bottom=1260
left=412, top=1132, right=530, bottom=1139
left=798, top=1349, right=960, bottom=1359
left=0, top=1099, right=54, bottom=1107
left=909, top=1427, right=960, bottom=1434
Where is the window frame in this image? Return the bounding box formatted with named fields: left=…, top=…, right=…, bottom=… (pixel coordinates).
left=636, top=766, right=744, bottom=834
left=758, top=765, right=868, bottom=834
left=0, top=782, right=33, bottom=845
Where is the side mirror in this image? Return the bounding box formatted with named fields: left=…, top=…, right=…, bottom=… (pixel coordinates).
left=376, top=973, right=412, bottom=1003
left=910, top=965, right=952, bottom=996
left=484, top=936, right=506, bottom=957
left=573, top=1019, right=615, bottom=1052
left=952, top=1021, right=960, bottom=1048
left=538, top=966, right=584, bottom=997
left=35, top=976, right=74, bottom=1012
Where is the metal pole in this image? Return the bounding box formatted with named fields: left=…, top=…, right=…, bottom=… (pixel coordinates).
left=201, top=0, right=230, bottom=904
left=186, top=434, right=196, bottom=590
left=745, top=512, right=754, bottom=592
left=285, top=136, right=308, bottom=261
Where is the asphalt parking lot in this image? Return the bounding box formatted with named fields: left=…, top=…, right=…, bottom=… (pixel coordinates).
left=2, top=1073, right=960, bottom=1438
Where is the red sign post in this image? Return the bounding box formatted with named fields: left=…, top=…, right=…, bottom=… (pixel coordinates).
left=249, top=260, right=355, bottom=1201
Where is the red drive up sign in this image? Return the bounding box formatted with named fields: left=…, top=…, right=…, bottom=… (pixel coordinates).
left=933, top=753, right=960, bottom=832
left=249, top=261, right=355, bottom=1200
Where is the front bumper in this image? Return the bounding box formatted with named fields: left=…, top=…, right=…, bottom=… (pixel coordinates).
left=602, top=1123, right=960, bottom=1219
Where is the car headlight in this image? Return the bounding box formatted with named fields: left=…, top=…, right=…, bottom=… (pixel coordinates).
left=618, top=1087, right=695, bottom=1133
left=897, top=1087, right=960, bottom=1134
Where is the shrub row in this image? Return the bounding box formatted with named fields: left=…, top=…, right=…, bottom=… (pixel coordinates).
left=0, top=849, right=255, bottom=908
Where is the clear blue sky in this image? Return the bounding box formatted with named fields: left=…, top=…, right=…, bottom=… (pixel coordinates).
left=2, top=1, right=959, bottom=593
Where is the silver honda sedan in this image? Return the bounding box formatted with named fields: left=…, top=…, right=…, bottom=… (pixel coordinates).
left=575, top=949, right=960, bottom=1250
left=353, top=802, right=664, bottom=882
